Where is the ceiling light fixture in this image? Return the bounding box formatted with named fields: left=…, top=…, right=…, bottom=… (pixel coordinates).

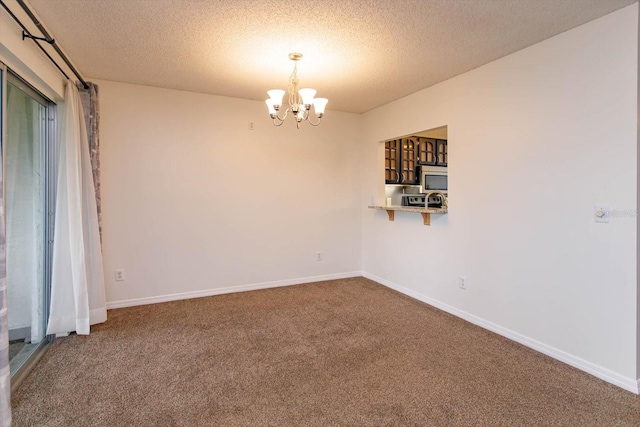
left=265, top=53, right=328, bottom=129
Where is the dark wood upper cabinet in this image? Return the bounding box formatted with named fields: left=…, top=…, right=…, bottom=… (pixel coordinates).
left=416, top=137, right=447, bottom=166
left=401, top=138, right=418, bottom=184
left=385, top=138, right=419, bottom=184
left=386, top=136, right=447, bottom=184
left=385, top=139, right=399, bottom=183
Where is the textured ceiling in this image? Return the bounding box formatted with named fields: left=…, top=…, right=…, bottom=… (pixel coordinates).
left=25, top=0, right=637, bottom=113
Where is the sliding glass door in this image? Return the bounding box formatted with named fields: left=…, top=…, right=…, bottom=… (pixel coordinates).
left=1, top=64, right=56, bottom=388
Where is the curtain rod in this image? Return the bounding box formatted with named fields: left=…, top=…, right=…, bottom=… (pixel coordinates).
left=1, top=0, right=89, bottom=89
left=15, top=0, right=89, bottom=89
left=0, top=0, right=70, bottom=80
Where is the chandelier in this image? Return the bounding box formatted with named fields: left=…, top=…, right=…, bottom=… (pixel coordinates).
left=265, top=53, right=328, bottom=129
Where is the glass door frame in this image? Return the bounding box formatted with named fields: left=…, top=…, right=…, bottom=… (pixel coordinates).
left=1, top=62, right=57, bottom=391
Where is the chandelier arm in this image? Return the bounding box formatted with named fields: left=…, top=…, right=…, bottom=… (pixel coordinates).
left=307, top=116, right=322, bottom=126
left=272, top=107, right=291, bottom=122
left=270, top=107, right=292, bottom=126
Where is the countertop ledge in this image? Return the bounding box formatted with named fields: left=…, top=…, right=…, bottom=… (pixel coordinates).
left=368, top=205, right=448, bottom=213
left=368, top=205, right=447, bottom=226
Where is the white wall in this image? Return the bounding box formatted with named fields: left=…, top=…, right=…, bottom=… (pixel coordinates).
left=361, top=4, right=638, bottom=391
left=97, top=80, right=363, bottom=307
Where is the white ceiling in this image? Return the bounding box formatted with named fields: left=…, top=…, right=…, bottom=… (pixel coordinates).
left=26, top=0, right=637, bottom=114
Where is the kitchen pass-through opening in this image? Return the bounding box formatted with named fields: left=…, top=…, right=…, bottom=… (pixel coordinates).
left=382, top=125, right=448, bottom=208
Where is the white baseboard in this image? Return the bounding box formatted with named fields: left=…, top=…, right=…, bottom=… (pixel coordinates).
left=106, top=271, right=362, bottom=310
left=363, top=272, right=639, bottom=395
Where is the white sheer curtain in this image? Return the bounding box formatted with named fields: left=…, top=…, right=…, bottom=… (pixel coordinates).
left=46, top=82, right=106, bottom=336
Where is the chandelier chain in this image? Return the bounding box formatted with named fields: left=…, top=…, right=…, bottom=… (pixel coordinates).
left=288, top=61, right=300, bottom=111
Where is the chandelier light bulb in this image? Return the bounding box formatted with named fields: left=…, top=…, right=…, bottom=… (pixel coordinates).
left=298, top=88, right=317, bottom=106
left=313, top=98, right=328, bottom=116
left=265, top=99, right=277, bottom=115
left=267, top=89, right=285, bottom=108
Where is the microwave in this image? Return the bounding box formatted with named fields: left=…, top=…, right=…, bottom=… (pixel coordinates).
left=422, top=166, right=447, bottom=193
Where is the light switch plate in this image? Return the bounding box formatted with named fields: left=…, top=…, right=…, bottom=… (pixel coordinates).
left=594, top=204, right=610, bottom=223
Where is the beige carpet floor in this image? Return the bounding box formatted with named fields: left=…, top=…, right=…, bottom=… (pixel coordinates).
left=10, top=277, right=640, bottom=426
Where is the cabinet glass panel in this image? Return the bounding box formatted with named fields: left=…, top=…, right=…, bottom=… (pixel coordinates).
left=436, top=139, right=447, bottom=166
left=401, top=138, right=417, bottom=184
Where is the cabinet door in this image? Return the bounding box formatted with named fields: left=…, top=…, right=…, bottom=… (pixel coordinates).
left=385, top=139, right=400, bottom=183
left=436, top=139, right=447, bottom=166
left=417, top=137, right=436, bottom=165
left=400, top=138, right=418, bottom=184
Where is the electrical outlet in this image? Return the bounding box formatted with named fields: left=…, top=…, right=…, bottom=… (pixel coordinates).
left=115, top=269, right=125, bottom=282
left=316, top=251, right=323, bottom=261
left=248, top=121, right=255, bottom=130
left=459, top=275, right=467, bottom=290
